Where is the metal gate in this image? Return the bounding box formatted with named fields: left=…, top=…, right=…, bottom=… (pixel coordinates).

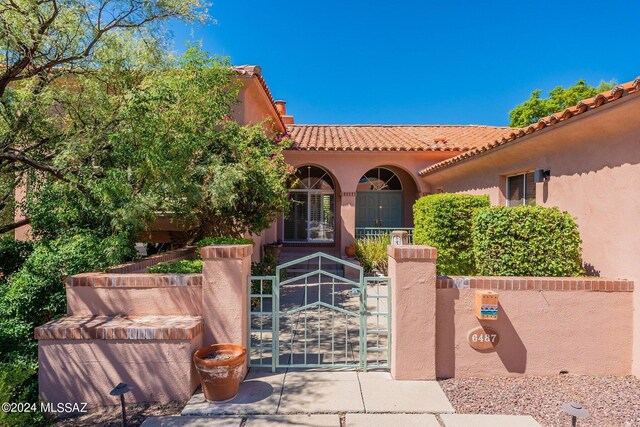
left=248, top=252, right=391, bottom=371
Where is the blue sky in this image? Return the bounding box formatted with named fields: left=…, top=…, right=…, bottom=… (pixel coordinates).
left=168, top=1, right=639, bottom=126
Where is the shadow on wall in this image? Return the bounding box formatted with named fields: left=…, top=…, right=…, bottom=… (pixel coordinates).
left=494, top=302, right=527, bottom=374
left=583, top=263, right=601, bottom=277
left=436, top=291, right=527, bottom=377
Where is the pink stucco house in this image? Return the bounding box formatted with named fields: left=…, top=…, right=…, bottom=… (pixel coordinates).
left=222, top=68, right=640, bottom=377
left=20, top=65, right=640, bottom=382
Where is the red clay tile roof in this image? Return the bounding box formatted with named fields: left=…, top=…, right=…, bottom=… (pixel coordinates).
left=419, top=77, right=640, bottom=176
left=287, top=125, right=515, bottom=152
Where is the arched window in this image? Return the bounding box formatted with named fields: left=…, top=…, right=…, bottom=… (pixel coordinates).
left=357, top=167, right=402, bottom=191
left=284, top=166, right=335, bottom=242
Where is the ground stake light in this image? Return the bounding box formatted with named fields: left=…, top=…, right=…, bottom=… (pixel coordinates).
left=110, top=382, right=132, bottom=426
left=562, top=401, right=589, bottom=426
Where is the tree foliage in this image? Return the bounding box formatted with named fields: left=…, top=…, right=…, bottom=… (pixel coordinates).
left=508, top=80, right=616, bottom=127
left=0, top=3, right=295, bottom=424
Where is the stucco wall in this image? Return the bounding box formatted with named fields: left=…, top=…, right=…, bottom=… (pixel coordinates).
left=436, top=289, right=633, bottom=378
left=422, top=95, right=640, bottom=376
left=232, top=75, right=284, bottom=133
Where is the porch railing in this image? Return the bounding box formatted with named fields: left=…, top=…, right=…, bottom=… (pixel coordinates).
left=355, top=227, right=414, bottom=244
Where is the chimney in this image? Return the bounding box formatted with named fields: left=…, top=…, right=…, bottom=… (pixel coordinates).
left=274, top=100, right=294, bottom=125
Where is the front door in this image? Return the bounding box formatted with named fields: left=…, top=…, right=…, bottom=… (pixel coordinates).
left=356, top=191, right=402, bottom=228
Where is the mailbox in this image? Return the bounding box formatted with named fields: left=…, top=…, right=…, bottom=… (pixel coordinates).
left=475, top=290, right=498, bottom=320
left=391, top=230, right=410, bottom=245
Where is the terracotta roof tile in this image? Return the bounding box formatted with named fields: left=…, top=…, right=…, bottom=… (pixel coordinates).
left=287, top=125, right=515, bottom=152
left=419, top=76, right=640, bottom=176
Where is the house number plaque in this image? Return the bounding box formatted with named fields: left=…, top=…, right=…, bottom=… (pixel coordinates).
left=468, top=326, right=500, bottom=352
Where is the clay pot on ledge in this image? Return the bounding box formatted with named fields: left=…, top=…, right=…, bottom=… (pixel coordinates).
left=345, top=244, right=356, bottom=258
left=193, top=343, right=247, bottom=402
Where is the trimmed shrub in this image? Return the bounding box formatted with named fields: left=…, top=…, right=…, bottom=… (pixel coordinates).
left=195, top=236, right=254, bottom=248
left=472, top=206, right=583, bottom=276
left=355, top=235, right=391, bottom=275
left=413, top=193, right=490, bottom=275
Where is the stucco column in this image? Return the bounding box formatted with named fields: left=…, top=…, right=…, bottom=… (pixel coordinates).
left=340, top=191, right=356, bottom=255
left=201, top=245, right=253, bottom=347
left=388, top=245, right=438, bottom=380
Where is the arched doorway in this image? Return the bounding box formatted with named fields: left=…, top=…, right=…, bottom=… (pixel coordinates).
left=356, top=167, right=403, bottom=229
left=284, top=165, right=336, bottom=242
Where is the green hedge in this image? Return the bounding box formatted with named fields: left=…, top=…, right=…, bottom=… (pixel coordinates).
left=413, top=193, right=490, bottom=275
left=147, top=259, right=203, bottom=274
left=472, top=206, right=583, bottom=276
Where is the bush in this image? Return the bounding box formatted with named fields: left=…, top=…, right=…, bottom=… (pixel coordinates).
left=147, top=259, right=203, bottom=274
left=472, top=206, right=583, bottom=276
left=195, top=236, right=254, bottom=248
left=0, top=232, right=135, bottom=426
left=354, top=235, right=391, bottom=275
left=413, top=193, right=490, bottom=275
left=0, top=237, right=33, bottom=282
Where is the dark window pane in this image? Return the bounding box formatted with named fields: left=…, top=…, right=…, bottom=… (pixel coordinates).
left=525, top=172, right=536, bottom=205
left=508, top=175, right=524, bottom=206
left=357, top=168, right=402, bottom=191
left=284, top=193, right=308, bottom=241
left=292, top=166, right=334, bottom=190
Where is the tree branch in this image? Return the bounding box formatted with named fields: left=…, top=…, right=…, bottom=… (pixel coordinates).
left=0, top=217, right=30, bottom=234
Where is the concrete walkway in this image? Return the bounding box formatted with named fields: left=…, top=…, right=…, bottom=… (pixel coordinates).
left=140, top=368, right=542, bottom=426
left=181, top=369, right=454, bottom=416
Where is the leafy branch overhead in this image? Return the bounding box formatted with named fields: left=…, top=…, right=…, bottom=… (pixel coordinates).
left=0, top=0, right=207, bottom=232
left=508, top=79, right=616, bottom=127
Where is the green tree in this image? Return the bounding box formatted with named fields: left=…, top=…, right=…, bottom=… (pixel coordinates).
left=0, top=3, right=294, bottom=425
left=508, top=80, right=617, bottom=127
left=0, top=0, right=207, bottom=234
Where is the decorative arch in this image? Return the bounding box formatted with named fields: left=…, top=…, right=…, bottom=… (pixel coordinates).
left=284, top=165, right=336, bottom=242
left=357, top=167, right=403, bottom=191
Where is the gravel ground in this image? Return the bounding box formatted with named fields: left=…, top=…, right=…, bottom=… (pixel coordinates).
left=50, top=402, right=183, bottom=426
left=439, top=375, right=640, bottom=427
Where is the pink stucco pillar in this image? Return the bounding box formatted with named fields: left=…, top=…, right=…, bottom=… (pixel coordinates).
left=201, top=245, right=253, bottom=348
left=340, top=192, right=356, bottom=255
left=388, top=245, right=438, bottom=380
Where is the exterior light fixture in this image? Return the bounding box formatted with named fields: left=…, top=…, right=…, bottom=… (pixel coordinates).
left=110, top=382, right=133, bottom=426
left=562, top=402, right=589, bottom=426
left=534, top=169, right=551, bottom=183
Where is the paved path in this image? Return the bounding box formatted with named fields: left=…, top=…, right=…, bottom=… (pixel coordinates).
left=145, top=368, right=543, bottom=425
left=181, top=369, right=454, bottom=416
left=142, top=414, right=540, bottom=426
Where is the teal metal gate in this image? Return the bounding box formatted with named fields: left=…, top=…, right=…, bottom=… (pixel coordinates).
left=248, top=252, right=391, bottom=371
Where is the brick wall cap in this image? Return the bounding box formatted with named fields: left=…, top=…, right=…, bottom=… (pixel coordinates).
left=436, top=275, right=634, bottom=292
left=65, top=273, right=203, bottom=288
left=34, top=315, right=204, bottom=340
left=387, top=245, right=438, bottom=260
left=200, top=244, right=254, bottom=260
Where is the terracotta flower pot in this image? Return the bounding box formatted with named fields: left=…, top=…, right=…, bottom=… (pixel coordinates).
left=345, top=244, right=356, bottom=258
left=193, top=343, right=246, bottom=402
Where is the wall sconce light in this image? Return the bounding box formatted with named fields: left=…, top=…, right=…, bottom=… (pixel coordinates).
left=534, top=169, right=551, bottom=183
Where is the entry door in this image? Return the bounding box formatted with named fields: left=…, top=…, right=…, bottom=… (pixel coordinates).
left=356, top=192, right=402, bottom=228
left=377, top=192, right=402, bottom=228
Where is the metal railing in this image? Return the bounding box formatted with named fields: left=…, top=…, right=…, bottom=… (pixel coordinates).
left=355, top=227, right=414, bottom=243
